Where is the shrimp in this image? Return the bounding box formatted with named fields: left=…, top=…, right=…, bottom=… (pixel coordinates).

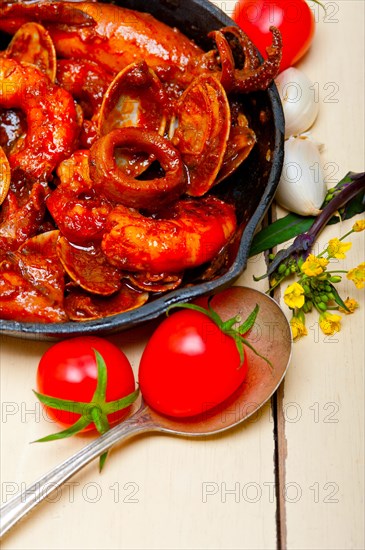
left=46, top=150, right=113, bottom=245
left=101, top=196, right=237, bottom=274
left=0, top=57, right=79, bottom=179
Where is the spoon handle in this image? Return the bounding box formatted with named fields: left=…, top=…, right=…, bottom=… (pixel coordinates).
left=0, top=404, right=156, bottom=538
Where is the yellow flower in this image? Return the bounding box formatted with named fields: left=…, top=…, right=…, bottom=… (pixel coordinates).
left=352, top=219, right=365, bottom=232
left=339, top=298, right=359, bottom=314
left=290, top=316, right=308, bottom=340
left=319, top=312, right=342, bottom=336
left=284, top=282, right=305, bottom=309
left=301, top=254, right=328, bottom=277
left=347, top=263, right=365, bottom=289
left=327, top=238, right=352, bottom=259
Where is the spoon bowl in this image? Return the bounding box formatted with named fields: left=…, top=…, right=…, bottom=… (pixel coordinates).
left=146, top=286, right=292, bottom=435
left=0, top=287, right=291, bottom=538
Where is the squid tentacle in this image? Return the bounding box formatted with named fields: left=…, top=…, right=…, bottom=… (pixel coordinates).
left=209, top=26, right=282, bottom=94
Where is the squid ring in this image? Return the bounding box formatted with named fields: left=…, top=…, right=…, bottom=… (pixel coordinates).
left=0, top=57, right=79, bottom=179
left=89, top=127, right=187, bottom=210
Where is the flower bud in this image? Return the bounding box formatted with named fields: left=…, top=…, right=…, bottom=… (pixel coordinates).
left=330, top=276, right=342, bottom=283
left=318, top=302, right=327, bottom=311
left=352, top=219, right=365, bottom=232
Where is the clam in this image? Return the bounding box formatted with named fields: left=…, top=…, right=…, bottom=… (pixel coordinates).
left=56, top=237, right=123, bottom=297
left=64, top=285, right=149, bottom=321
left=0, top=146, right=11, bottom=206
left=170, top=74, right=231, bottom=196
left=98, top=61, right=168, bottom=177
left=5, top=22, right=57, bottom=81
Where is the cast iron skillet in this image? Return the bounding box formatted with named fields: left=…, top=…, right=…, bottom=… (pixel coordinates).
left=0, top=0, right=285, bottom=339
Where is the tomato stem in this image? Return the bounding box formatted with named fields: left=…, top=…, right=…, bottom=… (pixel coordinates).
left=311, top=0, right=326, bottom=11
left=167, top=299, right=272, bottom=369
left=222, top=315, right=241, bottom=332
left=90, top=406, right=111, bottom=472
left=33, top=351, right=139, bottom=472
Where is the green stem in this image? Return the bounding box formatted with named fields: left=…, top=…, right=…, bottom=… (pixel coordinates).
left=103, top=388, right=139, bottom=415
left=167, top=300, right=271, bottom=369
left=90, top=407, right=110, bottom=472
left=267, top=275, right=287, bottom=293
left=90, top=407, right=108, bottom=435
left=311, top=0, right=326, bottom=10
left=33, top=350, right=139, bottom=473
left=240, top=338, right=274, bottom=370
left=339, top=229, right=355, bottom=241
left=33, top=416, right=90, bottom=443
left=313, top=302, right=325, bottom=314
left=99, top=452, right=108, bottom=472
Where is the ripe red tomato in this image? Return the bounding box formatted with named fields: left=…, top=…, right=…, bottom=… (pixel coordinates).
left=138, top=309, right=248, bottom=418
left=233, top=0, right=316, bottom=72
left=37, top=336, right=135, bottom=431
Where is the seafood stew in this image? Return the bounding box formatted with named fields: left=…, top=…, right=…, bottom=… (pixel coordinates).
left=0, top=0, right=284, bottom=337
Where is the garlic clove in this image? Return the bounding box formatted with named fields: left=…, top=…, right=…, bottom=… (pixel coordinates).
left=275, top=135, right=327, bottom=216
left=275, top=67, right=319, bottom=139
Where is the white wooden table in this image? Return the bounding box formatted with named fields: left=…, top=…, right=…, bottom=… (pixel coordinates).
left=1, top=1, right=364, bottom=548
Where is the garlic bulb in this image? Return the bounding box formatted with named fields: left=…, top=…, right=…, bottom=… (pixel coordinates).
left=275, top=135, right=327, bottom=216
left=275, top=67, right=319, bottom=139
